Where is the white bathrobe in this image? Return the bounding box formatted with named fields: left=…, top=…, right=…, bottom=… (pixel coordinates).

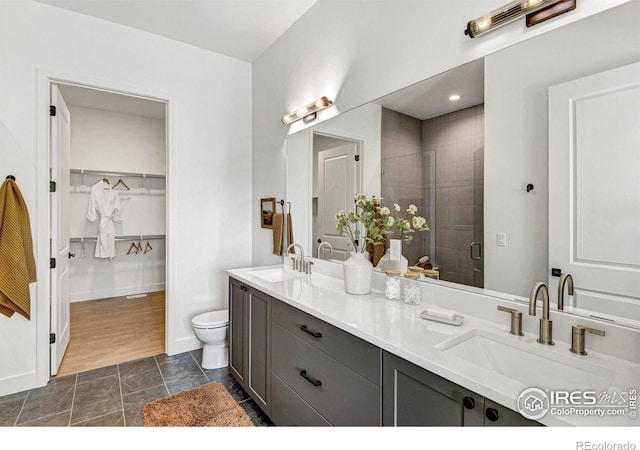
left=86, top=180, right=122, bottom=259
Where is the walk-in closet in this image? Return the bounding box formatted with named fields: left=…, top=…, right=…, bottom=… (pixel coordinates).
left=53, top=84, right=167, bottom=377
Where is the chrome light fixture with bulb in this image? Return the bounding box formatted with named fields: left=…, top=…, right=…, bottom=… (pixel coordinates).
left=464, top=0, right=564, bottom=38
left=282, top=96, right=333, bottom=125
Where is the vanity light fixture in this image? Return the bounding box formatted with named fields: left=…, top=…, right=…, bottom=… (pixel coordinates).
left=464, top=0, right=563, bottom=38
left=282, top=96, right=333, bottom=125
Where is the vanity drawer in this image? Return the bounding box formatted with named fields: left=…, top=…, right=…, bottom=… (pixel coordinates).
left=272, top=323, right=381, bottom=426
left=270, top=373, right=331, bottom=426
left=272, top=299, right=381, bottom=385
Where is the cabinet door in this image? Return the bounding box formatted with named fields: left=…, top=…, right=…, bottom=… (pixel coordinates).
left=383, top=352, right=483, bottom=426
left=229, top=278, right=247, bottom=385
left=247, top=288, right=271, bottom=413
left=483, top=399, right=542, bottom=427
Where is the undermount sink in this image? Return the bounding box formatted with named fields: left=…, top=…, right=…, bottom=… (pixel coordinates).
left=436, top=328, right=615, bottom=391
left=247, top=267, right=307, bottom=283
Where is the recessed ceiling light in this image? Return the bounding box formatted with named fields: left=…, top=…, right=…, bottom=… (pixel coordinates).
left=449, top=94, right=461, bottom=101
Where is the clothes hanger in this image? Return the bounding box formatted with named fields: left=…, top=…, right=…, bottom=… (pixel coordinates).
left=144, top=241, right=153, bottom=254
left=112, top=178, right=130, bottom=190
left=102, top=178, right=110, bottom=185
left=127, top=241, right=141, bottom=255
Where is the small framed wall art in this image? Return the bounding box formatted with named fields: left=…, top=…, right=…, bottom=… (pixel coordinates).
left=260, top=197, right=276, bottom=229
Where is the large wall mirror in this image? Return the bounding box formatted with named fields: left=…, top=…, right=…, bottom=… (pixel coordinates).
left=286, top=2, right=640, bottom=329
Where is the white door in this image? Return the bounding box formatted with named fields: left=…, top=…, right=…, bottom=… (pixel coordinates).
left=50, top=85, right=71, bottom=375
left=548, top=61, right=640, bottom=320
left=316, top=143, right=359, bottom=261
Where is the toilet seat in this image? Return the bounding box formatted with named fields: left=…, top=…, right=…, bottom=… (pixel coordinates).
left=191, top=310, right=229, bottom=329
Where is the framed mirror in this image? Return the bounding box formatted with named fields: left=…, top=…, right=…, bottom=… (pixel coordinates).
left=285, top=2, right=640, bottom=329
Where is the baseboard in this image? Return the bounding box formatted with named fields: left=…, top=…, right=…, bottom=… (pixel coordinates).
left=0, top=370, right=39, bottom=397
left=70, top=283, right=166, bottom=303
left=167, top=335, right=201, bottom=356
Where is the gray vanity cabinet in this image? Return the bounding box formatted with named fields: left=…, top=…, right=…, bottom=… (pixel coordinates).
left=270, top=300, right=382, bottom=426
left=383, top=351, right=484, bottom=426
left=228, top=277, right=271, bottom=415
left=229, top=277, right=539, bottom=427
left=382, top=351, right=540, bottom=427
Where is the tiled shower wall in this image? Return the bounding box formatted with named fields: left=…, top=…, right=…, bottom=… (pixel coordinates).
left=423, top=105, right=484, bottom=287
left=380, top=108, right=425, bottom=266
left=381, top=105, right=484, bottom=287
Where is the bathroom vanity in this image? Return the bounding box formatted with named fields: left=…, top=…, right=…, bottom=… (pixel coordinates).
left=227, top=261, right=640, bottom=427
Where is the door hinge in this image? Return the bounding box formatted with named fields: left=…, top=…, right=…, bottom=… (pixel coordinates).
left=50, top=105, right=56, bottom=117
left=355, top=154, right=360, bottom=162
left=50, top=258, right=56, bottom=269
left=50, top=181, right=56, bottom=192
left=50, top=333, right=56, bottom=344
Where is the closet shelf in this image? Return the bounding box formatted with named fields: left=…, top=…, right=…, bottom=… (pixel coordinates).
left=70, top=234, right=165, bottom=243
left=70, top=168, right=166, bottom=179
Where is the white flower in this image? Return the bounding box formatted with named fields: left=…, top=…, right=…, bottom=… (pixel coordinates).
left=380, top=207, right=390, bottom=216
left=394, top=203, right=401, bottom=212
left=408, top=204, right=418, bottom=215
left=386, top=217, right=395, bottom=227
left=412, top=216, right=426, bottom=228
left=335, top=210, right=345, bottom=220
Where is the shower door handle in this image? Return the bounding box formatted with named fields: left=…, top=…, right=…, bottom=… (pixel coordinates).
left=470, top=242, right=481, bottom=261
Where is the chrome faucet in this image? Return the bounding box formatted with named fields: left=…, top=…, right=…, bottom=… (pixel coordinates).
left=557, top=273, right=574, bottom=310
left=317, top=241, right=333, bottom=260
left=529, top=282, right=554, bottom=346
left=287, top=243, right=310, bottom=273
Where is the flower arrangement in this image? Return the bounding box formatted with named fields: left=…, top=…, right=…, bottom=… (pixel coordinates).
left=335, top=194, right=429, bottom=253
left=388, top=202, right=430, bottom=244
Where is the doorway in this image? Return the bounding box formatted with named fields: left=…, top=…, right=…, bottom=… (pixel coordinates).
left=49, top=82, right=168, bottom=377
left=312, top=133, right=361, bottom=261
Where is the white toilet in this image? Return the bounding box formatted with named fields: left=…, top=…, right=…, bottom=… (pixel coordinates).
left=191, top=309, right=229, bottom=369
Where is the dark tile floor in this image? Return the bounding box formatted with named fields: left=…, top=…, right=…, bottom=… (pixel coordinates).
left=0, top=349, right=273, bottom=427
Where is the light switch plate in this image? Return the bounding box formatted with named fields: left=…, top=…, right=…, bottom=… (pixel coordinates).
left=497, top=233, right=507, bottom=247
left=390, top=239, right=401, bottom=261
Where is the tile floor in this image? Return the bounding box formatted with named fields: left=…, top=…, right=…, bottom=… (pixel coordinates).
left=0, top=349, right=273, bottom=427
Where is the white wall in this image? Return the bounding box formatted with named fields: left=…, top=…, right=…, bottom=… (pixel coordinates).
left=252, top=0, right=631, bottom=272
left=68, top=105, right=166, bottom=302
left=69, top=106, right=166, bottom=174
left=484, top=3, right=640, bottom=297
left=0, top=2, right=251, bottom=395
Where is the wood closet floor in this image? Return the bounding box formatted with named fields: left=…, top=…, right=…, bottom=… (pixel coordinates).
left=56, top=291, right=165, bottom=377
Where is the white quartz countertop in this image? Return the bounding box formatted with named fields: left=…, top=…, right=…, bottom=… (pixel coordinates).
left=226, top=263, right=640, bottom=427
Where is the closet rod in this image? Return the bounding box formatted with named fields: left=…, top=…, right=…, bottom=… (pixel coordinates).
left=70, top=168, right=165, bottom=179
left=70, top=234, right=165, bottom=243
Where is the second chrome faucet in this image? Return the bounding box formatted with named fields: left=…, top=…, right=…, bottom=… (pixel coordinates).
left=529, top=282, right=554, bottom=346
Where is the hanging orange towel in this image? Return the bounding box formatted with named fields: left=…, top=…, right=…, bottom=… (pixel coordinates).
left=286, top=213, right=294, bottom=255
left=0, top=178, right=37, bottom=319
left=272, top=212, right=285, bottom=256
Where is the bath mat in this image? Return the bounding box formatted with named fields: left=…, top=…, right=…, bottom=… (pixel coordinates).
left=142, top=381, right=254, bottom=427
